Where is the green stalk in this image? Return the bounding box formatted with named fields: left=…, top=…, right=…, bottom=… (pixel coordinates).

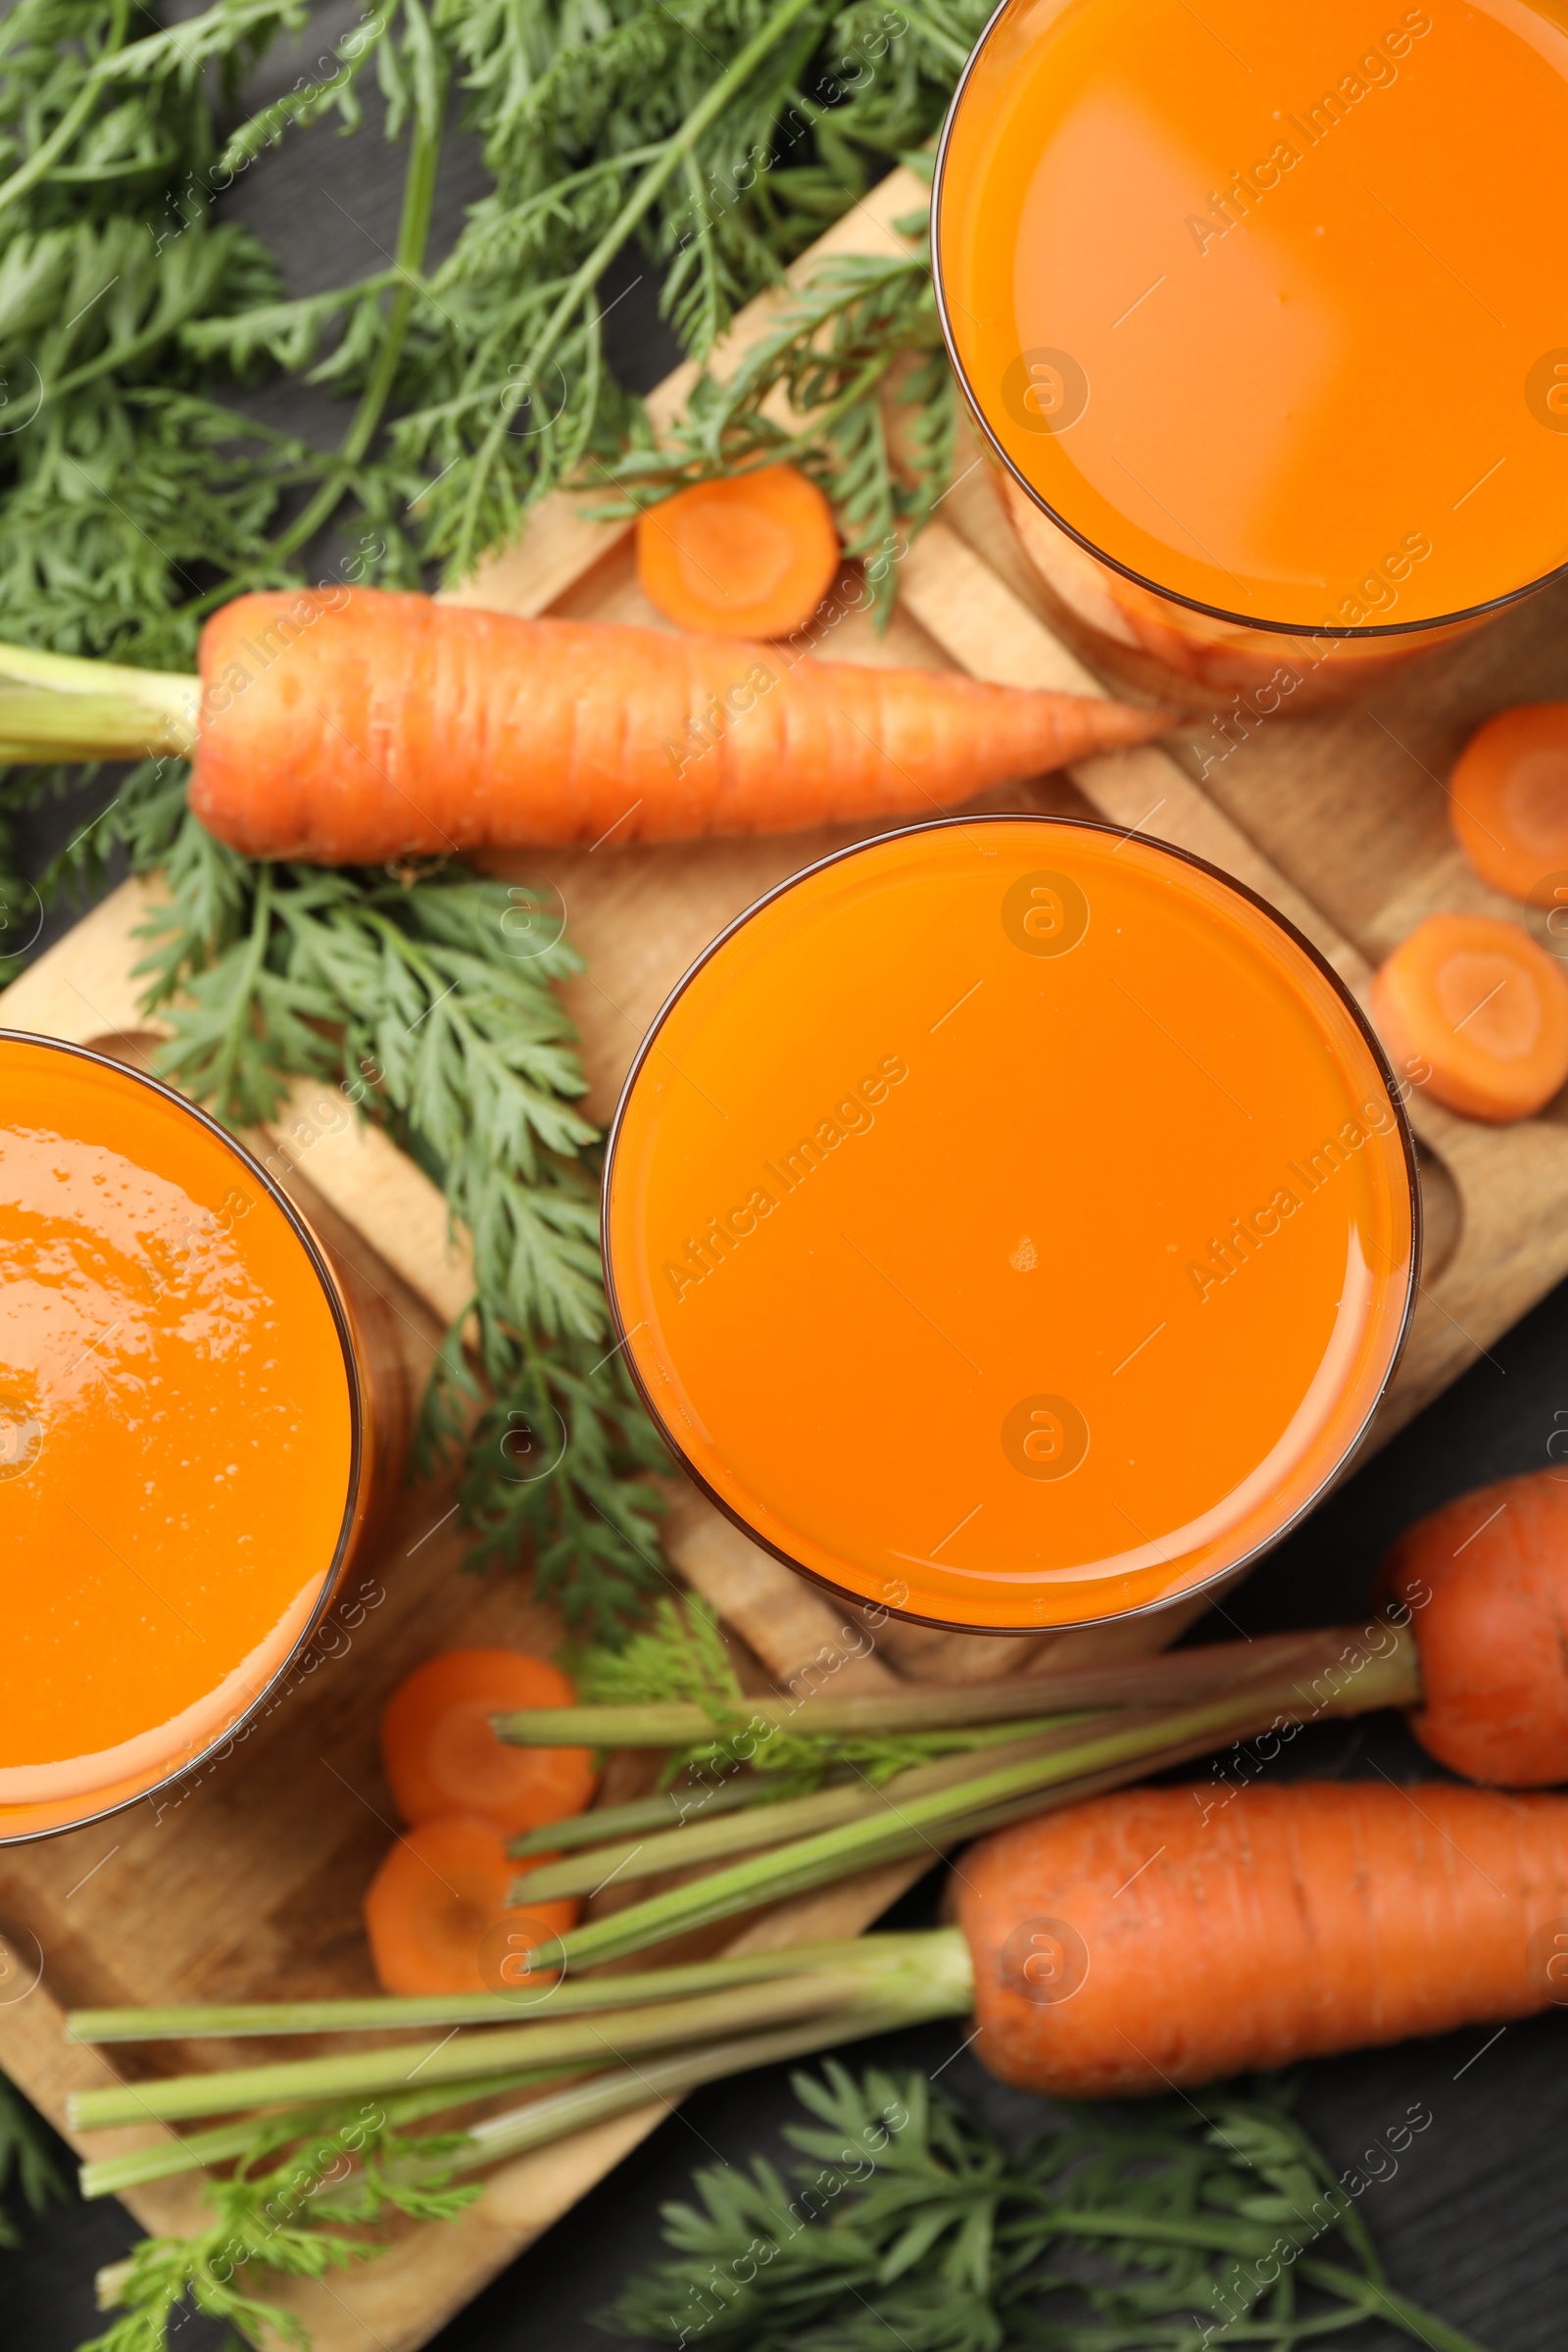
left=212, top=866, right=273, bottom=1113
left=531, top=1662, right=1407, bottom=1976
left=512, top=1718, right=1119, bottom=1901
left=0, top=639, right=198, bottom=760
left=67, top=1961, right=910, bottom=2132
left=941, top=2203, right=1487, bottom=2347
left=511, top=1774, right=786, bottom=1856
left=430, top=2005, right=961, bottom=2178
left=836, top=1719, right=1282, bottom=1854
left=1298, top=2261, right=1492, bottom=2352
left=67, top=1938, right=916, bottom=2042
left=270, top=74, right=447, bottom=564
left=494, top=1626, right=1417, bottom=1747
left=0, top=3, right=130, bottom=220
left=448, top=0, right=829, bottom=576
left=77, top=2064, right=570, bottom=2199
left=397, top=1932, right=973, bottom=2180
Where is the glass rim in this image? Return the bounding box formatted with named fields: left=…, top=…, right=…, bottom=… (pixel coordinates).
left=601, top=813, right=1424, bottom=1639
left=0, top=1028, right=367, bottom=1846
left=929, top=0, right=1568, bottom=646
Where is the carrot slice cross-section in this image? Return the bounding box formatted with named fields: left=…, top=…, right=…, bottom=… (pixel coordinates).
left=636, top=464, right=842, bottom=640
left=381, top=1648, right=597, bottom=1837
left=1449, top=703, right=1568, bottom=905
left=363, top=1814, right=577, bottom=1995
left=1371, top=910, right=1568, bottom=1124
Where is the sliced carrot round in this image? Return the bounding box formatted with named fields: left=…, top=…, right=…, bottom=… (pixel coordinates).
left=380, top=1648, right=597, bottom=1837
left=1371, top=910, right=1568, bottom=1123
left=636, top=464, right=841, bottom=640
left=363, top=1814, right=578, bottom=1995
left=1449, top=704, right=1568, bottom=904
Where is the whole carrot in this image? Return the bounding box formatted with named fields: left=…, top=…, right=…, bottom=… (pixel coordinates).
left=1379, top=1467, right=1568, bottom=1786
left=73, top=1779, right=1568, bottom=2133
left=188, top=589, right=1168, bottom=860
left=958, top=1780, right=1568, bottom=2096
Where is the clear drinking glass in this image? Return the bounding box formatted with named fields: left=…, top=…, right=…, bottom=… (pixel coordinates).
left=933, top=0, right=1568, bottom=711
left=0, top=1033, right=406, bottom=1840
left=602, top=817, right=1420, bottom=1635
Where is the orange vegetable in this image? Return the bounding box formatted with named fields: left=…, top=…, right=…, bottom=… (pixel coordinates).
left=958, top=1780, right=1568, bottom=2095
left=381, top=1648, right=597, bottom=1837
left=189, top=589, right=1170, bottom=862
left=1379, top=1468, right=1568, bottom=1787
left=1370, top=909, right=1568, bottom=1122
left=636, top=465, right=842, bottom=641
left=1449, top=703, right=1568, bottom=903
left=363, top=1814, right=578, bottom=1995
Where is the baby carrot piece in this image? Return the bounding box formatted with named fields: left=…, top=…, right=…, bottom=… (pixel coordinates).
left=189, top=589, right=1170, bottom=861
left=1370, top=910, right=1568, bottom=1122
left=381, top=1649, right=597, bottom=1837
left=363, top=1815, right=578, bottom=1995
left=636, top=465, right=842, bottom=640
left=1378, top=1468, right=1568, bottom=1787
left=958, top=1780, right=1568, bottom=2095
left=1449, top=703, right=1568, bottom=903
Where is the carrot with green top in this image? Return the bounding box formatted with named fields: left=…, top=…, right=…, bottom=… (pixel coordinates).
left=71, top=1780, right=1568, bottom=2122
left=0, top=589, right=1170, bottom=862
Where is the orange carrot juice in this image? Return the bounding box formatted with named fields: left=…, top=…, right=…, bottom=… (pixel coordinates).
left=934, top=0, right=1568, bottom=706
left=0, top=1035, right=358, bottom=1838
left=604, top=820, right=1417, bottom=1632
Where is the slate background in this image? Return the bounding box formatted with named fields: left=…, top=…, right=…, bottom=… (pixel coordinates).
left=4, top=24, right=1564, bottom=2346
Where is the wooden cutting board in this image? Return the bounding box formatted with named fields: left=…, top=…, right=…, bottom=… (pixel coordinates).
left=2, top=161, right=1567, bottom=2351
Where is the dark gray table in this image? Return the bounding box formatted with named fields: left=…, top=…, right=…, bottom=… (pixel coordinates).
left=5, top=32, right=1564, bottom=2345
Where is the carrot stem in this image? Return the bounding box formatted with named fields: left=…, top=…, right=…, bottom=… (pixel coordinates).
left=492, top=1626, right=1417, bottom=1747
left=0, top=638, right=198, bottom=761
left=406, top=1999, right=967, bottom=2184
left=76, top=2065, right=567, bottom=2198
left=270, top=72, right=446, bottom=564
left=0, top=1, right=131, bottom=220
left=528, top=1649, right=1415, bottom=1974
left=447, top=0, right=826, bottom=576
left=1298, top=2262, right=1492, bottom=2352
left=510, top=1775, right=786, bottom=1855
left=66, top=1939, right=909, bottom=2042
left=66, top=1953, right=955, bottom=2132
left=512, top=1718, right=1120, bottom=1900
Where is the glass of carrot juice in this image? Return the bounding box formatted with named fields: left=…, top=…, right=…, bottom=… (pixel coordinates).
left=0, top=1033, right=383, bottom=1840
left=933, top=0, right=1568, bottom=710
left=603, top=818, right=1419, bottom=1635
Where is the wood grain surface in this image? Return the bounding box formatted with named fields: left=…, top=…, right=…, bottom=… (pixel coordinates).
left=4, top=159, right=1568, bottom=2352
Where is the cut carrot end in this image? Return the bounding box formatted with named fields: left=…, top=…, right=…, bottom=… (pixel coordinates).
left=636, top=465, right=843, bottom=641
left=380, top=1648, right=598, bottom=1837
left=1449, top=703, right=1568, bottom=906
left=1371, top=910, right=1568, bottom=1124
left=363, top=1814, right=579, bottom=1995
